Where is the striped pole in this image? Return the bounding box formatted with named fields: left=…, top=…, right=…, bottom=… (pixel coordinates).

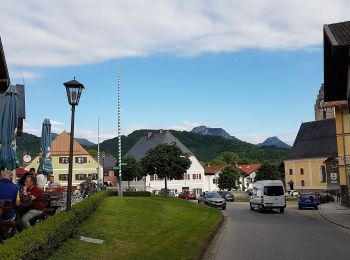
left=97, top=115, right=101, bottom=185
left=118, top=62, right=123, bottom=197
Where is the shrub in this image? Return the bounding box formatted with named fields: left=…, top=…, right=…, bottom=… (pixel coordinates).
left=107, top=190, right=151, bottom=197
left=0, top=191, right=108, bottom=260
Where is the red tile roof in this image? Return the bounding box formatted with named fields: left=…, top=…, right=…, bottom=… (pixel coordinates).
left=204, top=164, right=228, bottom=175
left=236, top=164, right=262, bottom=175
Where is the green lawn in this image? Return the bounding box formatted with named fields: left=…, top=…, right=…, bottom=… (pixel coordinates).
left=50, top=197, right=222, bottom=260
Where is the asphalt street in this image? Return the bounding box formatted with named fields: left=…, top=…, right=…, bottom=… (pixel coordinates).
left=204, top=201, right=350, bottom=260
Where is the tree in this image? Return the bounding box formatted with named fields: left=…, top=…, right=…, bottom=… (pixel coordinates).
left=141, top=143, right=191, bottom=197
left=121, top=156, right=145, bottom=190
left=218, top=166, right=241, bottom=190
left=88, top=149, right=97, bottom=157
left=254, top=162, right=280, bottom=181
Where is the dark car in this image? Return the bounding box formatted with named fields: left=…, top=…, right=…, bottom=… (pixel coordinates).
left=218, top=191, right=234, bottom=202
left=315, top=192, right=334, bottom=203
left=298, top=193, right=319, bottom=210
left=198, top=192, right=226, bottom=210
left=178, top=192, right=196, bottom=200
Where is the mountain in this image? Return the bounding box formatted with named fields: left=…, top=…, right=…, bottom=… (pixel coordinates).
left=257, top=136, right=291, bottom=149
left=191, top=125, right=237, bottom=140
left=51, top=133, right=95, bottom=147
left=94, top=129, right=289, bottom=163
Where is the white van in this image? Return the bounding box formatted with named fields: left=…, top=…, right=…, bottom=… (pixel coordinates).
left=249, top=180, right=286, bottom=213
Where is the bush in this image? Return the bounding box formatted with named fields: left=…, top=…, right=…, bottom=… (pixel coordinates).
left=107, top=190, right=151, bottom=197
left=0, top=191, right=108, bottom=260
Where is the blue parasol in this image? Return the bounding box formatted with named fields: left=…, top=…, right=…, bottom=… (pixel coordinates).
left=0, top=85, right=19, bottom=170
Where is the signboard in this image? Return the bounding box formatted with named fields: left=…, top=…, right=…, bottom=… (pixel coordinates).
left=325, top=158, right=339, bottom=188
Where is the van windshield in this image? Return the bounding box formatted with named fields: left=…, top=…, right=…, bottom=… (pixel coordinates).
left=264, top=186, right=284, bottom=196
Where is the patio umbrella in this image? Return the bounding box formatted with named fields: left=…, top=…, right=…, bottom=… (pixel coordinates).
left=38, top=118, right=53, bottom=176
left=0, top=84, right=19, bottom=170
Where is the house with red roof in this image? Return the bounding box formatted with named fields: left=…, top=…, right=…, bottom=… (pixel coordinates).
left=204, top=163, right=262, bottom=191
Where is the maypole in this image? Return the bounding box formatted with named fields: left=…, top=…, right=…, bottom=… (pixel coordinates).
left=117, top=62, right=123, bottom=197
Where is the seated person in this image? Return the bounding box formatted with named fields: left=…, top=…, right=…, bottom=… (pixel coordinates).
left=21, top=175, right=45, bottom=228
left=47, top=176, right=61, bottom=191
left=36, top=171, right=47, bottom=190
left=18, top=168, right=36, bottom=187
left=0, top=170, right=20, bottom=221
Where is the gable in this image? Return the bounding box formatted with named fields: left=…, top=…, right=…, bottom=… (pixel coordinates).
left=51, top=131, right=89, bottom=156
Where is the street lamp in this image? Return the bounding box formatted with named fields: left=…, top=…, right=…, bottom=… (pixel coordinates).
left=63, top=78, right=84, bottom=211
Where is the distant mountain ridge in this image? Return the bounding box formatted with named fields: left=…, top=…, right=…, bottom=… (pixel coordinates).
left=257, top=136, right=291, bottom=149
left=191, top=125, right=237, bottom=140
left=51, top=133, right=95, bottom=147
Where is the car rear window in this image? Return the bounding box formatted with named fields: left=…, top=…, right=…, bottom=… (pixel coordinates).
left=264, top=186, right=284, bottom=196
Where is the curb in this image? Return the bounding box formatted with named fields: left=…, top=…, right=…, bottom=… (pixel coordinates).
left=200, top=213, right=226, bottom=260
left=318, top=205, right=350, bottom=230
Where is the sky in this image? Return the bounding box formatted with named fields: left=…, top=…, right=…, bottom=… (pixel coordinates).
left=1, top=0, right=349, bottom=145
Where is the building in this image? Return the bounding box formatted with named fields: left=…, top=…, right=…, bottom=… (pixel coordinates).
left=26, top=131, right=101, bottom=187
left=125, top=130, right=206, bottom=195
left=314, top=84, right=335, bottom=121
left=284, top=119, right=338, bottom=192
left=0, top=37, right=26, bottom=136
left=323, top=21, right=350, bottom=205
left=204, top=164, right=262, bottom=191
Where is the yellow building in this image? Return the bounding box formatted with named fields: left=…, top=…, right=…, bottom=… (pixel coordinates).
left=284, top=119, right=339, bottom=192
left=26, top=131, right=102, bottom=187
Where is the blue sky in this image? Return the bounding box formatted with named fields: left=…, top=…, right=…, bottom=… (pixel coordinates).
left=1, top=1, right=348, bottom=145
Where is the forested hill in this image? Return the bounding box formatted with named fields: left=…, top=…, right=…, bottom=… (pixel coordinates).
left=96, top=129, right=289, bottom=163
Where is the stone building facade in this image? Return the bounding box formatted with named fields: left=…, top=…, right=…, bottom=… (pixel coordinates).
left=314, top=84, right=335, bottom=121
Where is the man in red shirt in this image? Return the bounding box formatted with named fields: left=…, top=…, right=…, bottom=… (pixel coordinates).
left=21, top=175, right=45, bottom=228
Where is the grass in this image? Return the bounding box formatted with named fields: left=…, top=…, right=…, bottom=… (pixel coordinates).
left=49, top=197, right=222, bottom=260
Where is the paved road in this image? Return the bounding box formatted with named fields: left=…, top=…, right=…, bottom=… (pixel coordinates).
left=204, top=202, right=350, bottom=260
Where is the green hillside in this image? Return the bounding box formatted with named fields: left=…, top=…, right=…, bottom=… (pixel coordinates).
left=15, top=129, right=290, bottom=165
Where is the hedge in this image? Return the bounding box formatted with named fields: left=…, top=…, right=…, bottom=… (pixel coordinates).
left=107, top=190, right=151, bottom=197
left=0, top=190, right=108, bottom=260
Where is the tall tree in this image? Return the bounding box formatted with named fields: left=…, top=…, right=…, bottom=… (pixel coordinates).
left=121, top=156, right=145, bottom=190
left=254, top=162, right=280, bottom=181
left=218, top=166, right=241, bottom=190
left=141, top=143, right=191, bottom=197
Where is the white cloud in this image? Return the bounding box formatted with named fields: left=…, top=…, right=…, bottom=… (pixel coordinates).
left=11, top=70, right=41, bottom=80
left=1, top=0, right=349, bottom=68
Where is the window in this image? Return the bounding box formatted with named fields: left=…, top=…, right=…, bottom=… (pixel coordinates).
left=289, top=169, right=293, bottom=175
left=213, top=178, right=218, bottom=184
left=264, top=186, right=284, bottom=196
left=88, top=173, right=98, bottom=180
left=153, top=174, right=158, bottom=181
left=192, top=174, right=202, bottom=180
left=59, top=174, right=68, bottom=181
left=184, top=174, right=190, bottom=180
left=300, top=168, right=304, bottom=175
left=301, top=180, right=305, bottom=187
left=75, top=157, right=87, bottom=164
left=193, top=188, right=202, bottom=195
left=320, top=166, right=327, bottom=183
left=59, top=157, right=69, bottom=164
left=75, top=174, right=86, bottom=181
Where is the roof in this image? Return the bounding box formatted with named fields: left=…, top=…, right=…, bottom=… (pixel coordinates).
left=94, top=154, right=117, bottom=169
left=236, top=164, right=262, bottom=175
left=125, top=130, right=194, bottom=161
left=51, top=131, right=90, bottom=156
left=285, top=119, right=337, bottom=160
left=204, top=164, right=228, bottom=175
left=325, top=21, right=350, bottom=46
left=0, top=37, right=10, bottom=92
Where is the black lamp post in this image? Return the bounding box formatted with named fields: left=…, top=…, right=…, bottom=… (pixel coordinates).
left=63, top=78, right=84, bottom=211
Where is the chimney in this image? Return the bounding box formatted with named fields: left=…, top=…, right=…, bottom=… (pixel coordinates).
left=147, top=132, right=153, bottom=140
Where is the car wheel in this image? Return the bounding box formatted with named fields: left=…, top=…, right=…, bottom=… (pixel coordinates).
left=298, top=205, right=302, bottom=210
left=280, top=208, right=285, bottom=213
left=250, top=203, right=254, bottom=211
left=314, top=205, right=318, bottom=210
left=197, top=200, right=200, bottom=204
left=258, top=204, right=263, bottom=213
left=222, top=206, right=226, bottom=210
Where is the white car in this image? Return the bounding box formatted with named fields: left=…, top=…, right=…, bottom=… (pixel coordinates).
left=289, top=190, right=299, bottom=197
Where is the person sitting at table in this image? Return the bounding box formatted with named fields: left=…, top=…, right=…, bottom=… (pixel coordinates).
left=21, top=175, right=45, bottom=228
left=0, top=170, right=20, bottom=221
left=18, top=168, right=36, bottom=187
left=47, top=176, right=60, bottom=191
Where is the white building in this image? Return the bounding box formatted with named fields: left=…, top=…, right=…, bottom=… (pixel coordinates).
left=124, top=130, right=206, bottom=195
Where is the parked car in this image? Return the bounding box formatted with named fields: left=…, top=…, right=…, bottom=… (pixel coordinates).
left=218, top=191, right=234, bottom=202
left=178, top=192, right=196, bottom=200
left=288, top=190, right=299, bottom=197
left=250, top=180, right=286, bottom=213
left=315, top=192, right=334, bottom=203
left=298, top=193, right=320, bottom=210
left=198, top=192, right=226, bottom=210
left=158, top=189, right=175, bottom=197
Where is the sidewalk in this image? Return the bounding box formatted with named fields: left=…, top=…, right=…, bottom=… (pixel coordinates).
left=319, top=202, right=350, bottom=229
